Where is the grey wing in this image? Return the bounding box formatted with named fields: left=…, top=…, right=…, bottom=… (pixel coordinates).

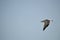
left=43, top=21, right=49, bottom=31
left=43, top=23, right=49, bottom=31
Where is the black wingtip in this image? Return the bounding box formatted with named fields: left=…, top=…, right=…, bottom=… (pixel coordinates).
left=43, top=28, right=45, bottom=31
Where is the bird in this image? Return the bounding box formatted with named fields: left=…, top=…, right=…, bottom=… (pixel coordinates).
left=41, top=19, right=53, bottom=31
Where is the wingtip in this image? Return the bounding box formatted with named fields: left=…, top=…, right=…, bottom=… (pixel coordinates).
left=43, top=29, right=45, bottom=31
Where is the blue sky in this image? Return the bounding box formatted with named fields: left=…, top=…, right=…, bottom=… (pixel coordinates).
left=0, top=0, right=60, bottom=40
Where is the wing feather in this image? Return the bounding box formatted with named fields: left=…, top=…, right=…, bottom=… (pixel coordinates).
left=43, top=21, right=49, bottom=31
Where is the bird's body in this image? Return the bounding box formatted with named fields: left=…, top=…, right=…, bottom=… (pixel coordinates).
left=41, top=19, right=52, bottom=31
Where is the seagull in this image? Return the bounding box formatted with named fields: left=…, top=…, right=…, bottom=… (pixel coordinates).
left=41, top=19, right=53, bottom=31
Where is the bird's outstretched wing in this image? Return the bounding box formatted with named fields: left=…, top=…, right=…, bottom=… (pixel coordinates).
left=43, top=23, right=49, bottom=31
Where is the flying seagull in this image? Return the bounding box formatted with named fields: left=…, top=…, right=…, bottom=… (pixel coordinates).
left=41, top=19, right=53, bottom=31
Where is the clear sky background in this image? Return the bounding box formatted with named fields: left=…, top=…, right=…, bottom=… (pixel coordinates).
left=0, top=0, right=60, bottom=40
